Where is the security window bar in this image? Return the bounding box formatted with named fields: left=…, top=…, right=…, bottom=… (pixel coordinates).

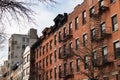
left=75, top=17, right=79, bottom=29
left=112, top=15, right=118, bottom=31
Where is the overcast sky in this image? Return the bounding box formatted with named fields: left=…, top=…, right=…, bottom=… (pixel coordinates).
left=0, top=0, right=83, bottom=65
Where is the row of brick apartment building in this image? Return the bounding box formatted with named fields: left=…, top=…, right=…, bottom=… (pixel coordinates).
left=30, top=0, right=120, bottom=80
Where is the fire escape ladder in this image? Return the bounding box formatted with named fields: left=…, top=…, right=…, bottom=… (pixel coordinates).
left=92, top=15, right=102, bottom=42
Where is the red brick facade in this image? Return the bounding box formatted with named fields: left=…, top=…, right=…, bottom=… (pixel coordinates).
left=32, top=0, right=120, bottom=80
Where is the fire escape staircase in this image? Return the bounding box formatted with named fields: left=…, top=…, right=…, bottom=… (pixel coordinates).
left=91, top=0, right=111, bottom=42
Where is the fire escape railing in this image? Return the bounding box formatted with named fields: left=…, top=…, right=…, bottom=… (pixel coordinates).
left=59, top=68, right=74, bottom=79
left=94, top=53, right=114, bottom=67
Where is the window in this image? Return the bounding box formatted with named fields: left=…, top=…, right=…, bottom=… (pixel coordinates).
left=54, top=50, right=57, bottom=62
left=22, top=45, right=25, bottom=50
left=63, top=27, right=66, bottom=38
left=103, top=77, right=109, bottom=80
left=69, top=42, right=73, bottom=54
left=43, top=59, right=45, bottom=68
left=99, top=0, right=104, bottom=7
left=54, top=35, right=57, bottom=45
left=82, top=10, right=86, bottom=25
left=84, top=55, right=88, bottom=69
left=114, top=41, right=120, bottom=59
left=36, top=49, right=38, bottom=59
left=114, top=74, right=119, bottom=80
left=59, top=65, right=62, bottom=77
left=54, top=67, right=57, bottom=79
left=50, top=40, right=52, bottom=50
left=50, top=69, right=52, bottom=79
left=89, top=6, right=94, bottom=18
left=58, top=31, right=61, bottom=42
left=63, top=44, right=66, bottom=56
left=91, top=28, right=96, bottom=40
left=76, top=58, right=80, bottom=72
left=70, top=61, right=73, bottom=73
left=112, top=15, right=118, bottom=31
left=46, top=71, right=48, bottom=80
left=102, top=47, right=108, bottom=61
left=46, top=56, right=48, bottom=66
left=76, top=38, right=79, bottom=50
left=110, top=0, right=115, bottom=3
left=46, top=43, right=48, bottom=52
left=93, top=51, right=97, bottom=60
left=39, top=60, right=41, bottom=69
left=69, top=22, right=72, bottom=34
left=75, top=17, right=79, bottom=29
left=40, top=47, right=42, bottom=56
left=59, top=47, right=62, bottom=58
left=64, top=63, right=67, bottom=75
left=43, top=46, right=45, bottom=55
left=22, top=37, right=25, bottom=42
left=101, top=22, right=106, bottom=35
left=50, top=54, right=52, bottom=65
left=83, top=34, right=87, bottom=46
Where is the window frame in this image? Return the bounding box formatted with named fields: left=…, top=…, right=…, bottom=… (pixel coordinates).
left=112, top=15, right=118, bottom=31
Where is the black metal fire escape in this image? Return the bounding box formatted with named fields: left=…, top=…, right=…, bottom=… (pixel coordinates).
left=91, top=0, right=111, bottom=42
left=58, top=28, right=74, bottom=79
left=91, top=0, right=113, bottom=67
